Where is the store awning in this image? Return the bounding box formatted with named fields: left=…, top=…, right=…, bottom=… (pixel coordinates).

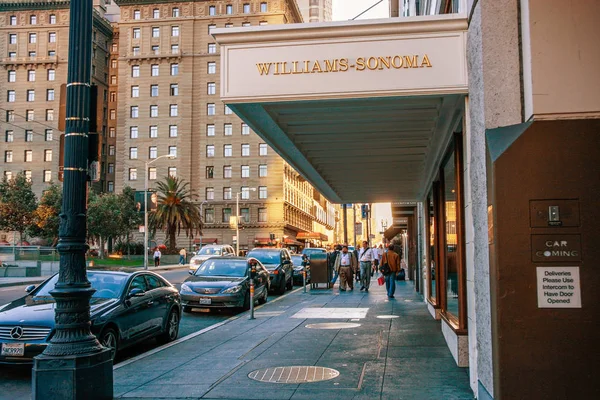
left=284, top=238, right=303, bottom=246
left=297, top=232, right=329, bottom=241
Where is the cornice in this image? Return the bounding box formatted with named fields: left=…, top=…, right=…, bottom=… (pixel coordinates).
left=114, top=0, right=188, bottom=6
left=0, top=1, right=70, bottom=11
left=93, top=9, right=114, bottom=38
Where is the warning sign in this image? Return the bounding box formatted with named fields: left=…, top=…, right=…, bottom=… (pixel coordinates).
left=536, top=266, right=581, bottom=308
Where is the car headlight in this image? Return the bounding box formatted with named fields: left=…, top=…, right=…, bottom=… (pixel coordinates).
left=221, top=285, right=243, bottom=294
left=180, top=283, right=193, bottom=293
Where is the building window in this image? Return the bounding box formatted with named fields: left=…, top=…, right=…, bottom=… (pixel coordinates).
left=5, top=131, right=14, bottom=142
left=171, top=26, right=179, bottom=37
left=109, top=145, right=115, bottom=156
left=6, top=110, right=15, bottom=122
left=7, top=90, right=15, bottom=102
left=44, top=170, right=52, bottom=182
left=148, top=146, right=157, bottom=159
left=108, top=163, right=114, bottom=174
left=129, top=147, right=138, bottom=159
left=207, top=103, right=215, bottom=115
left=169, top=125, right=178, bottom=137
left=153, top=8, right=160, bottom=18
left=29, top=33, right=37, bottom=43
left=48, top=32, right=56, bottom=43
left=10, top=16, right=16, bottom=25
left=44, top=149, right=52, bottom=162
left=239, top=208, right=249, bottom=223
left=172, top=8, right=180, bottom=17
left=110, top=75, right=117, bottom=84
left=28, top=70, right=36, bottom=82
left=169, top=104, right=178, bottom=117
left=26, top=110, right=34, bottom=121
left=223, top=165, right=232, bottom=178
left=4, top=151, right=13, bottom=163
left=111, top=59, right=117, bottom=69
left=27, top=90, right=35, bottom=102
left=170, top=84, right=178, bottom=96
left=150, top=85, right=158, bottom=97
left=48, top=50, right=55, bottom=57
left=224, top=123, right=232, bottom=136
left=223, top=188, right=232, bottom=200
left=207, top=62, right=216, bottom=74
left=149, top=126, right=158, bottom=138
left=259, top=143, right=268, bottom=156
left=206, top=145, right=215, bottom=157
left=171, top=44, right=179, bottom=54
left=222, top=207, right=232, bottom=223
left=24, top=150, right=33, bottom=162
left=225, top=23, right=233, bottom=28
left=46, top=109, right=54, bottom=121
left=146, top=167, right=156, bottom=180
left=207, top=125, right=215, bottom=136
left=168, top=167, right=177, bottom=178
left=226, top=4, right=233, bottom=14
left=224, top=144, right=232, bottom=157
left=8, top=70, right=16, bottom=82
left=260, top=2, right=268, bottom=12
left=241, top=144, right=250, bottom=157
left=129, top=168, right=137, bottom=180
left=133, top=10, right=141, bottom=20
left=150, top=105, right=158, bottom=117
left=9, top=52, right=17, bottom=59
left=243, top=3, right=251, bottom=13
left=109, top=127, right=116, bottom=138
left=132, top=46, right=140, bottom=56
left=209, top=6, right=216, bottom=16
left=206, top=166, right=214, bottom=179
left=258, top=208, right=267, bottom=222
left=131, top=85, right=139, bottom=97
left=241, top=186, right=250, bottom=200
left=47, top=89, right=55, bottom=101
left=25, top=130, right=33, bottom=142
left=242, top=22, right=251, bottom=27
left=130, top=106, right=139, bottom=118
left=259, top=21, right=268, bottom=26
left=206, top=187, right=214, bottom=200
left=132, top=65, right=140, bottom=77
left=170, top=64, right=179, bottom=76
left=151, top=64, right=159, bottom=76
left=224, top=105, right=233, bottom=115
left=24, top=170, right=32, bottom=182
left=205, top=208, right=214, bottom=223
left=168, top=146, right=177, bottom=157
left=207, top=82, right=216, bottom=95
left=259, top=186, right=267, bottom=199
left=130, top=126, right=139, bottom=138
left=152, top=27, right=160, bottom=38
left=241, top=123, right=250, bottom=135
left=208, top=43, right=216, bottom=54
left=9, top=34, right=17, bottom=45
left=47, top=69, right=56, bottom=81
left=151, top=45, right=159, bottom=55
left=241, top=165, right=250, bottom=178
left=48, top=14, right=56, bottom=24
left=259, top=164, right=267, bottom=177
left=132, top=28, right=140, bottom=39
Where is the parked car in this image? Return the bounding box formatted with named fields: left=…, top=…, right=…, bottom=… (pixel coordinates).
left=302, top=247, right=327, bottom=258
left=180, top=257, right=269, bottom=312
left=291, top=254, right=311, bottom=285
left=246, top=248, right=294, bottom=295
left=188, top=244, right=236, bottom=274
left=0, top=271, right=181, bottom=364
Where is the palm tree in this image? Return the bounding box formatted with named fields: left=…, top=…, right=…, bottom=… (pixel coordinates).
left=149, top=176, right=202, bottom=252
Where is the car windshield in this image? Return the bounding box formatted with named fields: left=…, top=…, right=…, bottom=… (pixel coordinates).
left=194, top=259, right=247, bottom=277
left=197, top=247, right=222, bottom=256
left=34, top=272, right=128, bottom=299
left=247, top=251, right=280, bottom=265
left=291, top=256, right=304, bottom=264
left=304, top=249, right=325, bottom=256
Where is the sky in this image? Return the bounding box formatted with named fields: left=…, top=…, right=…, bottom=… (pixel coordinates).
left=332, top=0, right=390, bottom=21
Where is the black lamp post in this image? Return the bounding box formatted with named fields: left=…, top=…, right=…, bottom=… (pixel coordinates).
left=32, top=1, right=113, bottom=399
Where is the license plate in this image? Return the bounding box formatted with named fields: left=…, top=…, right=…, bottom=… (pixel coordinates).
left=1, top=343, right=25, bottom=357
left=199, top=298, right=211, bottom=305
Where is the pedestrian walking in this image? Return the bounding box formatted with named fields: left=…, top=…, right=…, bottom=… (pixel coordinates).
left=334, top=245, right=357, bottom=291
left=382, top=244, right=401, bottom=298
left=373, top=244, right=383, bottom=269
left=153, top=248, right=161, bottom=267
left=329, top=245, right=341, bottom=284
left=358, top=241, right=375, bottom=292
left=179, top=248, right=187, bottom=265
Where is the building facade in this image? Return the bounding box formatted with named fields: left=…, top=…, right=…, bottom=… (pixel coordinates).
left=295, top=0, right=332, bottom=22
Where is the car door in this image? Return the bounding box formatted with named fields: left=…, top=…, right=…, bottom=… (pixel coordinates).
left=281, top=250, right=292, bottom=283
left=119, top=275, right=156, bottom=343
left=144, top=274, right=170, bottom=334
left=254, top=261, right=269, bottom=295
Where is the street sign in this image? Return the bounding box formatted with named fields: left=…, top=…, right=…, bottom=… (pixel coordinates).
left=355, top=222, right=363, bottom=236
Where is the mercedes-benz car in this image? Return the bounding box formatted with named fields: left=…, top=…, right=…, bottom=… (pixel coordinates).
left=188, top=245, right=236, bottom=274
left=0, top=271, right=181, bottom=364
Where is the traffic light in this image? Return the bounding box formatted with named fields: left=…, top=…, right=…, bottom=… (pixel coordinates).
left=269, top=233, right=276, bottom=241
left=361, top=204, right=369, bottom=219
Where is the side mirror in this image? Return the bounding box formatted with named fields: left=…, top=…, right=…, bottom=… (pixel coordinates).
left=127, top=288, right=145, bottom=298
left=188, top=269, right=194, bottom=275
left=25, top=285, right=36, bottom=293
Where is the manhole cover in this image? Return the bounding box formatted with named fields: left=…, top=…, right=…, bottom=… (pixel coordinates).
left=248, top=366, right=340, bottom=384
left=377, top=315, right=399, bottom=319
left=305, top=322, right=361, bottom=329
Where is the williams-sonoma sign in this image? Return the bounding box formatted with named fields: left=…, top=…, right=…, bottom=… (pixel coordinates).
left=256, top=54, right=432, bottom=76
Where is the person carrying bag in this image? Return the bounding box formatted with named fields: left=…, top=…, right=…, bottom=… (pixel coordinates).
left=381, top=245, right=401, bottom=298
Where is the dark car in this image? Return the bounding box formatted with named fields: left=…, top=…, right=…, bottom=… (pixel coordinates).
left=291, top=254, right=311, bottom=285
left=0, top=271, right=181, bottom=364
left=247, top=248, right=294, bottom=295
left=302, top=247, right=327, bottom=258
left=180, top=257, right=269, bottom=312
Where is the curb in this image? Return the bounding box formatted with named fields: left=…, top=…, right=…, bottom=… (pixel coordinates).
left=0, top=278, right=46, bottom=288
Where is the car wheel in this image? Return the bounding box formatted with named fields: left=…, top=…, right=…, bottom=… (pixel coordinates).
left=276, top=277, right=286, bottom=295
left=258, top=288, right=268, bottom=305
left=99, top=327, right=118, bottom=361
left=157, top=308, right=180, bottom=344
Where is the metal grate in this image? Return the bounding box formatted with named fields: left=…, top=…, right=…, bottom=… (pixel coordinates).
left=192, top=287, right=221, bottom=294
left=0, top=325, right=51, bottom=341
left=248, top=366, right=340, bottom=384
left=305, top=322, right=361, bottom=329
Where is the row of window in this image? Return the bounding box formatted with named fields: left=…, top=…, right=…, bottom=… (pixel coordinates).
left=3, top=170, right=52, bottom=183
left=128, top=3, right=268, bottom=21
left=208, top=3, right=269, bottom=16
left=7, top=69, right=55, bottom=82
left=132, top=26, right=180, bottom=39
left=8, top=14, right=57, bottom=26
left=131, top=63, right=179, bottom=77
left=130, top=125, right=178, bottom=138
left=128, top=167, right=178, bottom=181
left=4, top=149, right=52, bottom=163
left=130, top=104, right=179, bottom=118
left=197, top=186, right=269, bottom=201
left=131, top=44, right=180, bottom=56
left=129, top=146, right=177, bottom=160
left=7, top=32, right=57, bottom=44
left=4, top=109, right=50, bottom=122
left=131, top=83, right=178, bottom=98
left=7, top=89, right=56, bottom=102
left=204, top=207, right=268, bottom=224
left=207, top=123, right=251, bottom=136
left=133, top=7, right=178, bottom=20
left=5, top=129, right=53, bottom=142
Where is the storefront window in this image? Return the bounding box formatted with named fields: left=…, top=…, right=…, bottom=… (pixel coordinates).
left=427, top=189, right=437, bottom=303
left=443, top=152, right=459, bottom=318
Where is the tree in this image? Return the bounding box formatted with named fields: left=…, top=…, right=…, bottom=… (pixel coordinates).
left=117, top=187, right=143, bottom=257
left=87, top=192, right=123, bottom=258
left=150, top=176, right=202, bottom=253
left=0, top=172, right=37, bottom=244
left=29, top=183, right=62, bottom=246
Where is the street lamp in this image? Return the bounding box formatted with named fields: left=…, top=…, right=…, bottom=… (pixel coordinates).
left=198, top=200, right=208, bottom=252
left=235, top=188, right=256, bottom=256
left=144, top=154, right=176, bottom=270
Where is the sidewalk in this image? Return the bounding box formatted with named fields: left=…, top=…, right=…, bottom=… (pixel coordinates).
left=0, top=264, right=187, bottom=288
left=113, top=280, right=474, bottom=400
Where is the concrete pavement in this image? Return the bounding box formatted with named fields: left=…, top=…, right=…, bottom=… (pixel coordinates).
left=113, top=280, right=474, bottom=399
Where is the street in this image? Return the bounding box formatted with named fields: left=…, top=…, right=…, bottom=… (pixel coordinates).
left=0, top=268, right=287, bottom=400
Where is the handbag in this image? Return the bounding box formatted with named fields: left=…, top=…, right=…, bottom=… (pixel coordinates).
left=379, top=253, right=391, bottom=276
left=377, top=274, right=385, bottom=286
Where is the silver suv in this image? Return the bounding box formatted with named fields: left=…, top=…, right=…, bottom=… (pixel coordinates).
left=188, top=245, right=236, bottom=273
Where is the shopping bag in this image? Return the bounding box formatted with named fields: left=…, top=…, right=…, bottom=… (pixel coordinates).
left=377, top=274, right=385, bottom=286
